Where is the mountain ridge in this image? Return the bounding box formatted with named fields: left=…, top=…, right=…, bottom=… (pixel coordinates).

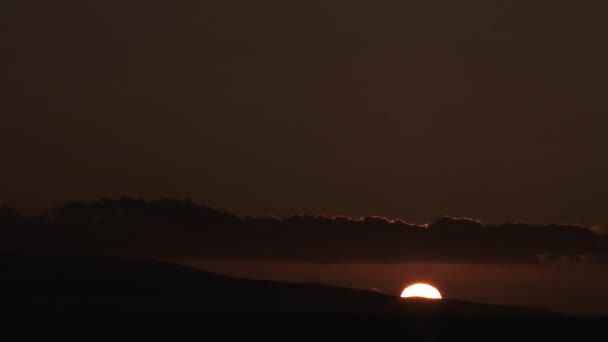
left=0, top=254, right=557, bottom=316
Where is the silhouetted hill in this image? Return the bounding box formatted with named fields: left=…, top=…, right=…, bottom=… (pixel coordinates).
left=2, top=255, right=605, bottom=342
left=0, top=254, right=554, bottom=316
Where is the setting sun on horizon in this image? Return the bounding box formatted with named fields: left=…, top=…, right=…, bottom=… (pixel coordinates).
left=401, top=283, right=443, bottom=299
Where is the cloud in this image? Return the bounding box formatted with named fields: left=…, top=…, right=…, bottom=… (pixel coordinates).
left=1, top=198, right=607, bottom=264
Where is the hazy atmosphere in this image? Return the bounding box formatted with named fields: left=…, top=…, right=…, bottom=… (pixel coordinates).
left=2, top=0, right=607, bottom=230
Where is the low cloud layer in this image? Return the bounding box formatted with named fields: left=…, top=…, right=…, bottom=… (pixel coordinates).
left=1, top=198, right=606, bottom=264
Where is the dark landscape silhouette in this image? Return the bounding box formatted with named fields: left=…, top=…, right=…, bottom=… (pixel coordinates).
left=1, top=253, right=600, bottom=341
left=0, top=253, right=556, bottom=315
left=1, top=198, right=606, bottom=341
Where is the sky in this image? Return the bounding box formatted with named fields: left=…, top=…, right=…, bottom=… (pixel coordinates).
left=1, top=0, right=607, bottom=229
left=1, top=0, right=608, bottom=314
left=0, top=0, right=608, bottom=230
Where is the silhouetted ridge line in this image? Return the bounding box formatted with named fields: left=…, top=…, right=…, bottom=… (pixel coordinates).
left=0, top=254, right=557, bottom=315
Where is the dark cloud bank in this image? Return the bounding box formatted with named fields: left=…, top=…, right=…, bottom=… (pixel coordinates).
left=1, top=198, right=606, bottom=264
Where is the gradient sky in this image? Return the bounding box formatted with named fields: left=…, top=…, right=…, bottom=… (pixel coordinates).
left=2, top=0, right=607, bottom=229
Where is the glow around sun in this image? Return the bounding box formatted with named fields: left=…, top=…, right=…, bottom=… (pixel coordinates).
left=400, top=283, right=442, bottom=299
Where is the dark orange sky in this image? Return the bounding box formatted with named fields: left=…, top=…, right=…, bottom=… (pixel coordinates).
left=2, top=0, right=607, bottom=229
left=174, top=259, right=608, bottom=316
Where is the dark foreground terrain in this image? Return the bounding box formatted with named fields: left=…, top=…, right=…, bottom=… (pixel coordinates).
left=0, top=254, right=605, bottom=341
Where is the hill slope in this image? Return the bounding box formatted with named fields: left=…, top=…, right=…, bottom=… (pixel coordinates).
left=0, top=254, right=554, bottom=316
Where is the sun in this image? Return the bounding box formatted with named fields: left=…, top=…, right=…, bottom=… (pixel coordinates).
left=400, top=283, right=442, bottom=299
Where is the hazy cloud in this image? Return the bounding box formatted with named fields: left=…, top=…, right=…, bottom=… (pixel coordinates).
left=1, top=198, right=607, bottom=264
